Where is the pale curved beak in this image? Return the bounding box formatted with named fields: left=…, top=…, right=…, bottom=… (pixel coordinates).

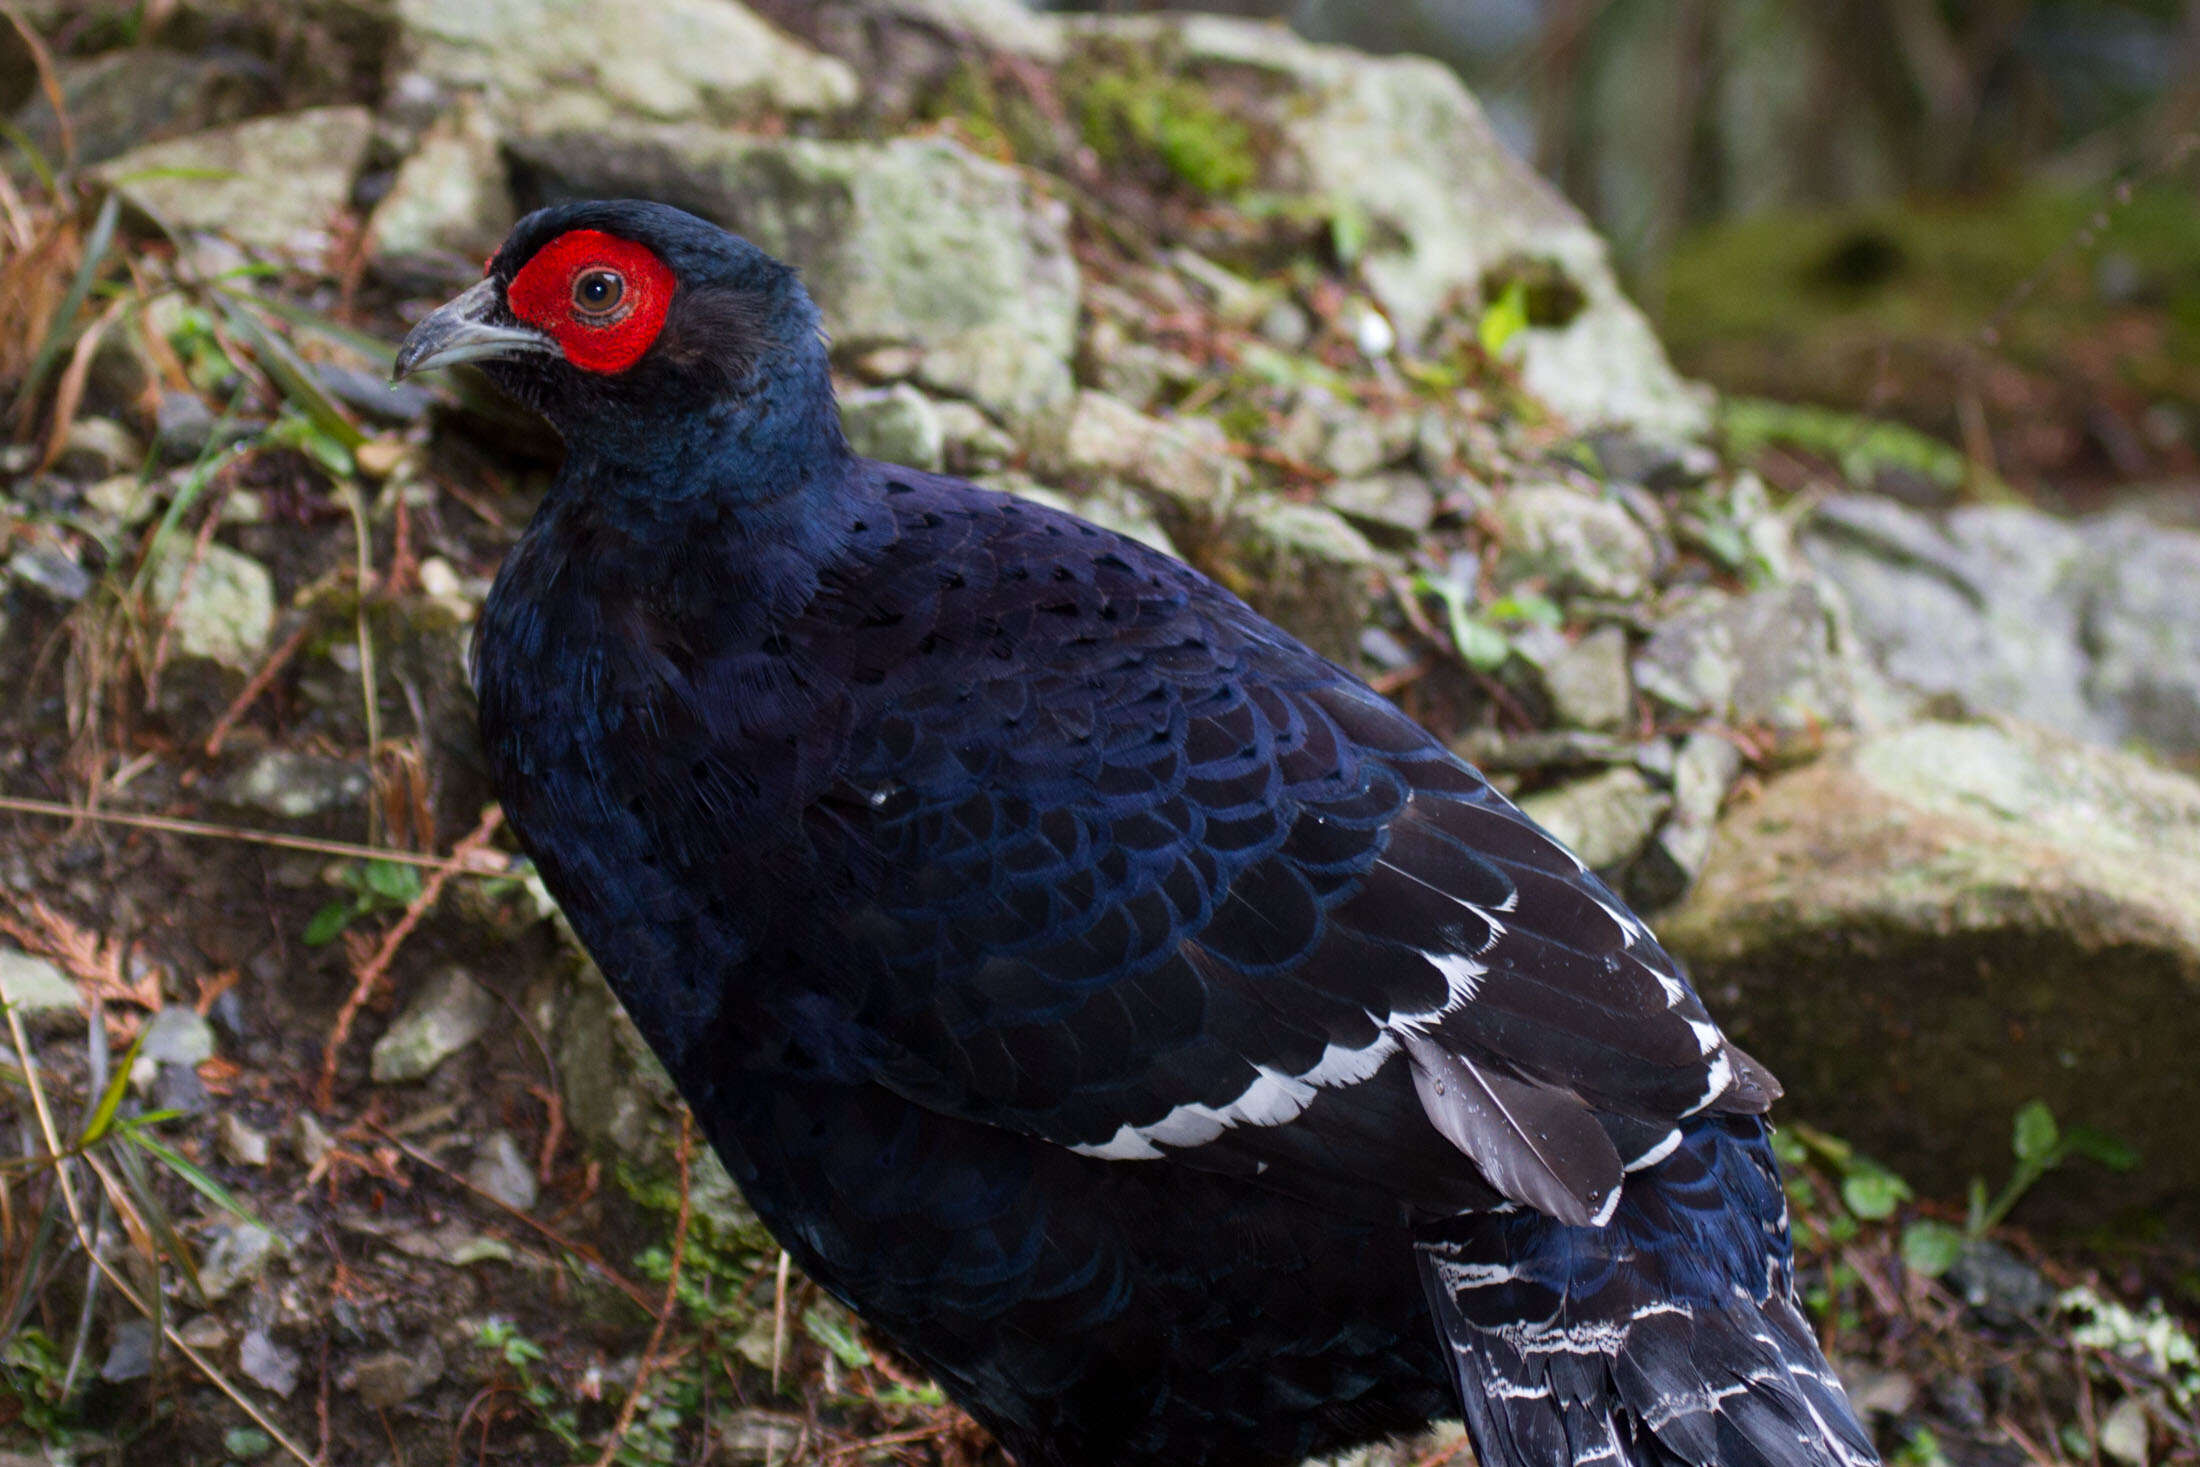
left=391, top=278, right=559, bottom=381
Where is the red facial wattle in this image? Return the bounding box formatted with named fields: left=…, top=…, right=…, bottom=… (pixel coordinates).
left=505, top=229, right=676, bottom=375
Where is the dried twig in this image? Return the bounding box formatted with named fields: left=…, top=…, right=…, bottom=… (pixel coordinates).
left=204, top=619, right=320, bottom=757
left=0, top=793, right=513, bottom=873
left=587, top=1112, right=693, bottom=1467
left=316, top=806, right=503, bottom=1108
left=37, top=293, right=127, bottom=470
left=0, top=3, right=73, bottom=170
left=0, top=891, right=160, bottom=1012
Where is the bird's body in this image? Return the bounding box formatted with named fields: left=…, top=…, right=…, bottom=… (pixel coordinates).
left=402, top=200, right=1880, bottom=1467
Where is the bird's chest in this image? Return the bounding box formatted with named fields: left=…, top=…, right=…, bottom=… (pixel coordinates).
left=476, top=574, right=865, bottom=1060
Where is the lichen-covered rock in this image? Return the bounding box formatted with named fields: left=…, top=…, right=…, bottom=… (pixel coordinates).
left=840, top=383, right=946, bottom=472
left=1060, top=14, right=1709, bottom=437
left=97, top=106, right=373, bottom=257
left=1660, top=718, right=2200, bottom=1224
left=370, top=967, right=496, bottom=1084
left=0, top=948, right=78, bottom=1023
left=1805, top=496, right=2200, bottom=760
left=1632, top=581, right=1871, bottom=754
left=1538, top=624, right=1634, bottom=732
left=145, top=540, right=275, bottom=672
left=1516, top=766, right=1670, bottom=872
left=1036, top=390, right=1243, bottom=522
left=509, top=129, right=1078, bottom=421
left=1219, top=498, right=1381, bottom=665
left=1493, top=482, right=1657, bottom=600
left=393, top=0, right=857, bottom=126
left=212, top=750, right=372, bottom=821
left=367, top=96, right=514, bottom=264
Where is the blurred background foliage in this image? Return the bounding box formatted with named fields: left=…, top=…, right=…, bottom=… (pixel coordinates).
left=1040, top=0, right=2200, bottom=506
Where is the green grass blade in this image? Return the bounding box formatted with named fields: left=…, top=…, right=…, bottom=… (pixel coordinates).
left=76, top=1027, right=148, bottom=1148
left=107, top=1133, right=204, bottom=1305
left=124, top=1130, right=260, bottom=1226
left=215, top=297, right=365, bottom=451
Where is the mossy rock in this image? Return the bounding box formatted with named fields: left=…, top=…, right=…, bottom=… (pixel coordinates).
left=1660, top=717, right=2200, bottom=1231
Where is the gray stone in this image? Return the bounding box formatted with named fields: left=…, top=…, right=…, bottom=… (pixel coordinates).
left=1945, top=1238, right=2056, bottom=1326
left=1798, top=496, right=2200, bottom=759
left=83, top=474, right=159, bottom=529
left=217, top=1113, right=270, bottom=1168
left=869, top=0, right=1065, bottom=61
left=100, top=1320, right=155, bottom=1383
left=2100, top=1396, right=2150, bottom=1467
left=1452, top=729, right=1636, bottom=773
left=0, top=948, right=77, bottom=1018
left=54, top=417, right=141, bottom=478
left=1540, top=625, right=1633, bottom=732
left=200, top=1223, right=280, bottom=1301
left=155, top=390, right=216, bottom=463
left=556, top=963, right=759, bottom=1238
left=1039, top=391, right=1242, bottom=521
left=368, top=97, right=514, bottom=263
left=467, top=1129, right=539, bottom=1212
left=1065, top=15, right=1707, bottom=437
left=213, top=751, right=371, bottom=821
left=1632, top=582, right=1865, bottom=752
left=1259, top=298, right=1313, bottom=349
left=720, top=1409, right=809, bottom=1464
left=1516, top=766, right=1670, bottom=871
left=1319, top=418, right=1401, bottom=479
left=394, top=0, right=857, bottom=126
left=1325, top=472, right=1436, bottom=546
left=1802, top=496, right=2107, bottom=742
left=289, top=1111, right=334, bottom=1170
left=145, top=540, right=275, bottom=672
left=1660, top=718, right=2200, bottom=1225
left=1631, top=730, right=1743, bottom=909
left=370, top=967, right=497, bottom=1084
left=97, top=107, right=373, bottom=257
left=1494, top=483, right=1656, bottom=601
left=14, top=48, right=268, bottom=169
left=936, top=400, right=1016, bottom=473
left=5, top=544, right=91, bottom=603
left=840, top=384, right=945, bottom=472
left=343, top=1339, right=445, bottom=1409
left=237, top=1327, right=300, bottom=1397
left=139, top=1005, right=215, bottom=1068
left=2070, top=512, right=2200, bottom=761
left=510, top=130, right=1078, bottom=422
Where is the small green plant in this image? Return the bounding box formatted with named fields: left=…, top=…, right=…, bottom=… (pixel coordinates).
left=1477, top=278, right=1530, bottom=359
left=1890, top=1426, right=1951, bottom=1467
left=1900, top=1100, right=2138, bottom=1277
left=1411, top=573, right=1563, bottom=674
left=475, top=1318, right=586, bottom=1454
left=2063, top=1285, right=2200, bottom=1410
left=1074, top=60, right=1259, bottom=197
left=304, top=858, right=423, bottom=945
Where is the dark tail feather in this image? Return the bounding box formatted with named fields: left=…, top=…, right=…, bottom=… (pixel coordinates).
left=1415, top=1115, right=1879, bottom=1467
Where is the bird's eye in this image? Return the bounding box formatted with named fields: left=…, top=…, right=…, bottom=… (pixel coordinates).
left=571, top=268, right=626, bottom=317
